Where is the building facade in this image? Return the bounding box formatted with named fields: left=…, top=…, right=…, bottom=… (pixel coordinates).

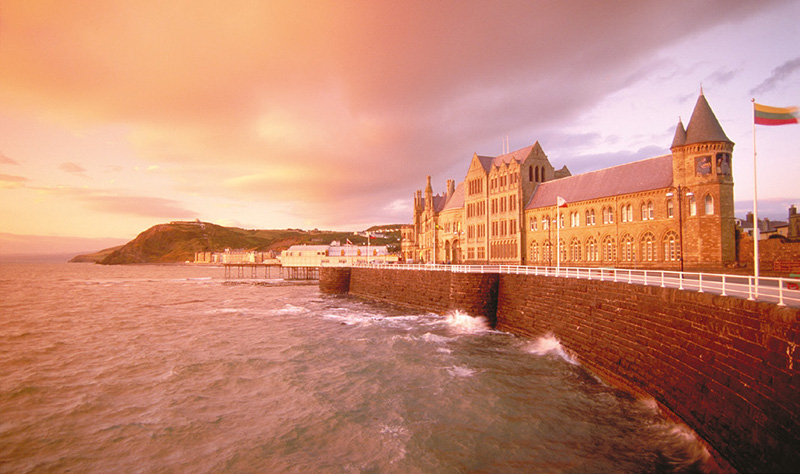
left=404, top=92, right=737, bottom=271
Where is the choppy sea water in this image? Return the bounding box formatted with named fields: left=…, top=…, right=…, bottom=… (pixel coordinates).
left=0, top=263, right=710, bottom=472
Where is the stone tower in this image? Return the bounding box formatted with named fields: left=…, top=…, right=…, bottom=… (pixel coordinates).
left=670, top=92, right=735, bottom=269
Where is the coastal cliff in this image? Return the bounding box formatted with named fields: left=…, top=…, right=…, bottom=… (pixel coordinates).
left=75, top=222, right=399, bottom=264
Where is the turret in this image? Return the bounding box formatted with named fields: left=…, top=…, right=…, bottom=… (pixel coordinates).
left=425, top=175, right=433, bottom=210
left=446, top=179, right=455, bottom=200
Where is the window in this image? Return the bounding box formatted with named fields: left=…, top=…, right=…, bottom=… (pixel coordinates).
left=602, top=206, right=615, bottom=224
left=640, top=232, right=655, bottom=262
left=543, top=215, right=549, bottom=230
left=571, top=211, right=580, bottom=227
left=529, top=166, right=534, bottom=182
left=663, top=231, right=680, bottom=262
left=689, top=196, right=697, bottom=216
left=570, top=237, right=582, bottom=262
left=641, top=201, right=654, bottom=220
left=667, top=199, right=674, bottom=218
left=627, top=204, right=633, bottom=222
left=621, top=204, right=628, bottom=222
left=559, top=213, right=565, bottom=228
left=531, top=217, right=537, bottom=231
left=558, top=239, right=567, bottom=262
left=705, top=194, right=714, bottom=215
left=586, top=209, right=596, bottom=226
left=543, top=240, right=552, bottom=263
left=530, top=242, right=539, bottom=263
left=585, top=237, right=598, bottom=262
left=620, top=234, right=634, bottom=262
left=602, top=236, right=617, bottom=262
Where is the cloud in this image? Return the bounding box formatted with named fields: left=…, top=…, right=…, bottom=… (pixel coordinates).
left=1, top=152, right=19, bottom=165
left=79, top=194, right=196, bottom=218
left=59, top=162, right=87, bottom=174
left=0, top=0, right=779, bottom=231
left=750, top=56, right=800, bottom=95
left=0, top=173, right=29, bottom=188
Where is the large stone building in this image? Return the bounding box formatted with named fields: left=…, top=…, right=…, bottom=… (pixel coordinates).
left=402, top=92, right=736, bottom=271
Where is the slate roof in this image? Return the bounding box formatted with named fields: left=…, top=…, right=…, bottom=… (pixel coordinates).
left=671, top=119, right=687, bottom=148
left=475, top=155, right=494, bottom=172
left=492, top=143, right=536, bottom=167
left=684, top=93, right=732, bottom=145
left=525, top=154, right=673, bottom=210
left=441, top=181, right=465, bottom=211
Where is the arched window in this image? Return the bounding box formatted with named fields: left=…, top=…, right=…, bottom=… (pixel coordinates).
left=640, top=232, right=656, bottom=262
left=570, top=237, right=582, bottom=262
left=627, top=204, right=633, bottom=222
left=620, top=234, right=634, bottom=262
left=559, top=213, right=565, bottom=228
left=622, top=203, right=628, bottom=222
left=529, top=166, right=534, bottom=182
left=648, top=201, right=654, bottom=220
left=663, top=231, right=680, bottom=261
left=535, top=166, right=540, bottom=182
left=641, top=202, right=648, bottom=220
left=585, top=236, right=598, bottom=262
left=530, top=241, right=539, bottom=263
left=689, top=196, right=697, bottom=216
left=705, top=194, right=714, bottom=215
left=543, top=215, right=549, bottom=230
left=558, top=239, right=567, bottom=262
left=667, top=199, right=674, bottom=218
left=543, top=240, right=552, bottom=264
left=531, top=217, right=537, bottom=231
left=602, top=235, right=617, bottom=262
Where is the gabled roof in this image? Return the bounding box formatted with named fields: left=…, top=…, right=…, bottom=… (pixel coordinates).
left=492, top=143, right=535, bottom=167
left=684, top=93, right=732, bottom=145
left=490, top=141, right=547, bottom=168
left=475, top=155, right=494, bottom=173
left=441, top=181, right=465, bottom=211
left=433, top=194, right=448, bottom=213
left=525, top=155, right=673, bottom=210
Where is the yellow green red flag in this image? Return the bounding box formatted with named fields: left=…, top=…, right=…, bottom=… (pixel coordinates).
left=754, top=103, right=798, bottom=126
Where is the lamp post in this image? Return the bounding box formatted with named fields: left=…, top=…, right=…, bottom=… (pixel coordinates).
left=666, top=185, right=693, bottom=272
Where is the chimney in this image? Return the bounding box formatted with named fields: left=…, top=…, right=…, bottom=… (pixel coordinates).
left=790, top=205, right=797, bottom=217
left=446, top=179, right=455, bottom=200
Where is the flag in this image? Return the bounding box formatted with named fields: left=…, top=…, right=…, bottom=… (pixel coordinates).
left=346, top=239, right=353, bottom=245
left=754, top=103, right=798, bottom=126
left=557, top=196, right=567, bottom=207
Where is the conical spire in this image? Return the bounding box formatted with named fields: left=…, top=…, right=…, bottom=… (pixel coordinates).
left=684, top=92, right=732, bottom=145
left=671, top=118, right=686, bottom=148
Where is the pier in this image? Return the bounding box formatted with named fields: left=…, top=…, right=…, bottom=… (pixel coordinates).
left=223, top=263, right=318, bottom=280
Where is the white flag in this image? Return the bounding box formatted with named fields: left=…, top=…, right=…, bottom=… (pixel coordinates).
left=557, top=196, right=567, bottom=208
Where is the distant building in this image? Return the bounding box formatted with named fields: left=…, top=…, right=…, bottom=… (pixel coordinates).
left=281, top=244, right=398, bottom=267
left=739, top=205, right=800, bottom=240
left=404, top=91, right=737, bottom=271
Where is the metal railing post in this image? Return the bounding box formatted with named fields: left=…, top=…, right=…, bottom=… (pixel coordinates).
left=698, top=273, right=704, bottom=293
left=720, top=275, right=727, bottom=297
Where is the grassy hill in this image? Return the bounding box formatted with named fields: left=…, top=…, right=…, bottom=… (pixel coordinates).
left=77, top=221, right=401, bottom=264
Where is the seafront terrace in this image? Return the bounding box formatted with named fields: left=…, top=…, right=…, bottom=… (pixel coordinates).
left=349, top=263, right=800, bottom=308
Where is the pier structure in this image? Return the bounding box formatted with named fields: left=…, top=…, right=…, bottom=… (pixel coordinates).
left=223, top=263, right=319, bottom=280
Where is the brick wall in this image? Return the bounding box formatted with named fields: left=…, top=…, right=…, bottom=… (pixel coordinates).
left=496, top=274, right=799, bottom=473
left=738, top=236, right=800, bottom=274
left=324, top=267, right=800, bottom=472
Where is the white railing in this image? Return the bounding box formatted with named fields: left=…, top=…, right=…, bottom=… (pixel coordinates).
left=348, top=263, right=800, bottom=308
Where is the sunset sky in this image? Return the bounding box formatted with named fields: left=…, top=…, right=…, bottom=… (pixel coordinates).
left=1, top=1, right=798, bottom=254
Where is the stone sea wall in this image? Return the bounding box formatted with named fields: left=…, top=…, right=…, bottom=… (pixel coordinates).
left=319, top=266, right=800, bottom=472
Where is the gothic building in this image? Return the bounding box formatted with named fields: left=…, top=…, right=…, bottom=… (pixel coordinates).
left=402, top=92, right=736, bottom=271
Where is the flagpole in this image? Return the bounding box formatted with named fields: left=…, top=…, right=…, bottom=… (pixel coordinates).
left=752, top=99, right=760, bottom=297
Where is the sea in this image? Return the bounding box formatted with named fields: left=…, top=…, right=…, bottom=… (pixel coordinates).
left=0, top=262, right=712, bottom=473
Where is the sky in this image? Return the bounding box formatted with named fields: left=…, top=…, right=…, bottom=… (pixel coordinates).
left=1, top=0, right=798, bottom=254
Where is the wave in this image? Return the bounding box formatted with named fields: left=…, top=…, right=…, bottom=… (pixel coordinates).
left=442, top=310, right=491, bottom=334
left=522, top=334, right=579, bottom=365
left=445, top=365, right=478, bottom=377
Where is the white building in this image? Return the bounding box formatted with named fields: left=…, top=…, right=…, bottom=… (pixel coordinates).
left=281, top=244, right=398, bottom=267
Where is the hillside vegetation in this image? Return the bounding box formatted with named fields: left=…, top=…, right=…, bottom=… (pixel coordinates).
left=72, top=222, right=401, bottom=264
